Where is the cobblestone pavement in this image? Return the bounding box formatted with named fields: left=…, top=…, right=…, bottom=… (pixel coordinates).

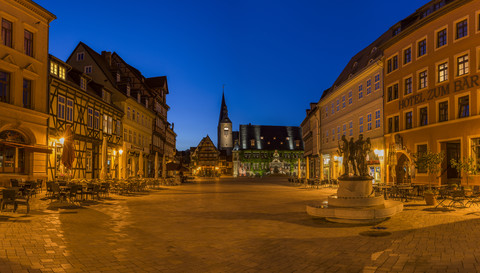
left=1, top=177, right=480, bottom=273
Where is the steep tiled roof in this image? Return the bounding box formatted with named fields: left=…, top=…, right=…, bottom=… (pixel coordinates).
left=146, top=76, right=169, bottom=94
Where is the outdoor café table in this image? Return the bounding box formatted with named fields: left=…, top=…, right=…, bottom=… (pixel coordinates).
left=373, top=185, right=391, bottom=199
left=396, top=185, right=413, bottom=202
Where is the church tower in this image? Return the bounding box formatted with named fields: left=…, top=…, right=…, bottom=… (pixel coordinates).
left=218, top=90, right=233, bottom=154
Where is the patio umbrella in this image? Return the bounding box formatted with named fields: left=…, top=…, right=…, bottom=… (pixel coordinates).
left=138, top=151, right=144, bottom=177
left=100, top=136, right=107, bottom=179
left=154, top=152, right=159, bottom=179
left=61, top=124, right=75, bottom=170
left=162, top=153, right=166, bottom=178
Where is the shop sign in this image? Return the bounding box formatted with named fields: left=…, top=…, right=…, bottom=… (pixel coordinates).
left=398, top=75, right=479, bottom=110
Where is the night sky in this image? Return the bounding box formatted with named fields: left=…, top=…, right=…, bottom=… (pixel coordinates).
left=36, top=0, right=429, bottom=151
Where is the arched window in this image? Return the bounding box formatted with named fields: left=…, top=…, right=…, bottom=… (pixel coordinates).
left=0, top=130, right=26, bottom=173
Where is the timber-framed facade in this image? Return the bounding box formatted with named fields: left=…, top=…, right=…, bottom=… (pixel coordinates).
left=48, top=56, right=123, bottom=180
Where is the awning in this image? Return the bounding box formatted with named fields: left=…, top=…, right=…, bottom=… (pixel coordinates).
left=0, top=141, right=52, bottom=154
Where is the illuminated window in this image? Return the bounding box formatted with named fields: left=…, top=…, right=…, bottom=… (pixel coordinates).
left=457, top=54, right=469, bottom=76
left=250, top=139, right=255, bottom=147
left=1, top=19, right=12, bottom=47
left=108, top=116, right=113, bottom=134
left=50, top=62, right=58, bottom=76
left=59, top=66, right=66, bottom=80
left=438, top=62, right=448, bottom=83
left=437, top=29, right=447, bottom=48
left=24, top=30, right=33, bottom=57
left=456, top=19, right=468, bottom=39
left=419, top=70, right=427, bottom=89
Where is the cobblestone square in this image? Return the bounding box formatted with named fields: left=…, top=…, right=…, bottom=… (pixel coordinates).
left=1, top=177, right=480, bottom=272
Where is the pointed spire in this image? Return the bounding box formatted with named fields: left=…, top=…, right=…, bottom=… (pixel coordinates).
left=219, top=85, right=231, bottom=124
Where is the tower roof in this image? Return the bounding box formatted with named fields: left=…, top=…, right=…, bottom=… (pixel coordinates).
left=219, top=91, right=231, bottom=123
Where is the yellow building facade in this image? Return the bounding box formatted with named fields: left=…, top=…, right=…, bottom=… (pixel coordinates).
left=383, top=0, right=480, bottom=185
left=0, top=0, right=55, bottom=185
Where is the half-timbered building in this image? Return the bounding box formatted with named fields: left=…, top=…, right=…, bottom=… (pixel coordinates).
left=48, top=56, right=123, bottom=180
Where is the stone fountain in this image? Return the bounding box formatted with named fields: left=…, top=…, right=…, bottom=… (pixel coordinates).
left=306, top=135, right=403, bottom=224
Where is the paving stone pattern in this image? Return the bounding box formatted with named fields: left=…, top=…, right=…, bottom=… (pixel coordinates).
left=1, top=177, right=480, bottom=272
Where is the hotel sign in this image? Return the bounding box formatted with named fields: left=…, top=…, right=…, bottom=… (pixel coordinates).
left=398, top=75, right=479, bottom=110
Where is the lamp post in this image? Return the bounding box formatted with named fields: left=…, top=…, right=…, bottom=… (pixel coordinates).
left=118, top=149, right=123, bottom=179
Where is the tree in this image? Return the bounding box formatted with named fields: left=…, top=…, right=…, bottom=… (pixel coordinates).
left=413, top=151, right=445, bottom=189
left=450, top=157, right=478, bottom=187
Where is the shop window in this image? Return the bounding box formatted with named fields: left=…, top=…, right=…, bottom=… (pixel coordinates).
left=417, top=144, right=428, bottom=173
left=0, top=131, right=26, bottom=174
left=472, top=138, right=480, bottom=171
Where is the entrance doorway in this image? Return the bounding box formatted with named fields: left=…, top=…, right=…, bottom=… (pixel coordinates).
left=395, top=154, right=409, bottom=184
left=440, top=141, right=460, bottom=184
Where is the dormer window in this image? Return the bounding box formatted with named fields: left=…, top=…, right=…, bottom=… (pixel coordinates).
left=80, top=77, right=87, bottom=91
left=393, top=26, right=401, bottom=36
left=58, top=66, right=66, bottom=80
left=50, top=61, right=66, bottom=80
left=102, top=89, right=111, bottom=103
left=84, top=66, right=92, bottom=74
left=77, top=52, right=84, bottom=61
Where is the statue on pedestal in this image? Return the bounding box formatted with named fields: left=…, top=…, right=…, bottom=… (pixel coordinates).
left=337, top=134, right=372, bottom=179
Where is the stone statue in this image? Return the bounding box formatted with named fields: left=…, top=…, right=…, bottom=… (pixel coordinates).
left=355, top=134, right=371, bottom=177
left=337, top=135, right=349, bottom=176
left=348, top=137, right=357, bottom=176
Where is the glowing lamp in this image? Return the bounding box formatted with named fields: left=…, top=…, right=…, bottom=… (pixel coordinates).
left=113, top=150, right=117, bottom=156
left=119, top=149, right=123, bottom=155
left=59, top=137, right=65, bottom=145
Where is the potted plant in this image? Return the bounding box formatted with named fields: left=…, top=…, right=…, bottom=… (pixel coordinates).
left=450, top=157, right=478, bottom=196
left=413, top=150, right=445, bottom=205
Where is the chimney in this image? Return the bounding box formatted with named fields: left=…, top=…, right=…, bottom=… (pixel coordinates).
left=101, top=51, right=112, bottom=67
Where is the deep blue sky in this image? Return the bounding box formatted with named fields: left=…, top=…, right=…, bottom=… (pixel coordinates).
left=36, top=0, right=429, bottom=151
